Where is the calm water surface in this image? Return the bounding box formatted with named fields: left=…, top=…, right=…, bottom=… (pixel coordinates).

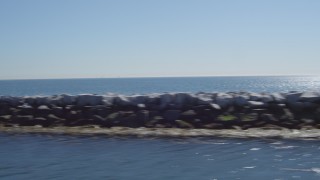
left=0, top=133, right=319, bottom=180
left=0, top=76, right=319, bottom=96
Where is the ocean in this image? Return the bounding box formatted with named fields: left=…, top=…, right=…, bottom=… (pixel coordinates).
left=0, top=76, right=319, bottom=96
left=0, top=76, right=320, bottom=179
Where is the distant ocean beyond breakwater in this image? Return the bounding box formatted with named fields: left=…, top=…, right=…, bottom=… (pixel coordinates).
left=0, top=76, right=319, bottom=96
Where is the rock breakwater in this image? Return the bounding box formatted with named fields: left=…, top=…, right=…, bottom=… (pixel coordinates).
left=0, top=92, right=320, bottom=130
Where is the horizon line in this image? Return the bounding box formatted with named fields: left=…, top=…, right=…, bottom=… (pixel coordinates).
left=0, top=74, right=319, bottom=81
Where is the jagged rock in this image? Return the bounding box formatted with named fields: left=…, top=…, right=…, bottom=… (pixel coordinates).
left=14, top=115, right=34, bottom=126
left=234, top=95, right=249, bottom=106
left=90, top=115, right=105, bottom=125
left=299, top=92, right=320, bottom=102
left=271, top=93, right=285, bottom=103
left=197, top=93, right=213, bottom=105
left=46, top=114, right=64, bottom=124
left=261, top=94, right=273, bottom=103
left=146, top=116, right=164, bottom=127
left=210, top=103, right=221, bottom=110
left=174, top=93, right=196, bottom=106
left=159, top=93, right=174, bottom=109
left=285, top=92, right=302, bottom=104
left=59, top=94, right=76, bottom=105
left=249, top=93, right=262, bottom=101
left=180, top=110, right=197, bottom=120
left=248, top=101, right=265, bottom=108
left=36, top=105, right=52, bottom=115
left=76, top=94, right=103, bottom=106
left=216, top=93, right=233, bottom=108
left=163, top=110, right=181, bottom=122
left=240, top=113, right=258, bottom=122
left=17, top=104, right=34, bottom=115
left=113, top=95, right=132, bottom=106
left=260, top=114, right=278, bottom=123
left=175, top=120, right=194, bottom=128
left=203, top=123, right=225, bottom=129
left=137, top=110, right=149, bottom=123
left=0, top=96, right=22, bottom=106
left=0, top=115, right=12, bottom=123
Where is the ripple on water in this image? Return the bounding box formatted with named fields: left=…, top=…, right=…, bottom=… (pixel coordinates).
left=0, top=134, right=320, bottom=180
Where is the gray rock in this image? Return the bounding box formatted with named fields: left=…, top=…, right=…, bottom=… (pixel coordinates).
left=175, top=120, right=194, bottom=128
left=299, top=91, right=320, bottom=102
left=102, top=94, right=116, bottom=106
left=197, top=93, right=213, bottom=105
left=0, top=115, right=12, bottom=122
left=76, top=94, right=103, bottom=106
left=174, top=93, right=196, bottom=106
left=180, top=110, right=197, bottom=120
left=163, top=110, right=181, bottom=122
left=159, top=93, right=174, bottom=108
left=59, top=94, right=76, bottom=105
left=0, top=96, right=22, bottom=106
left=34, top=96, right=50, bottom=106
left=271, top=93, right=285, bottom=103
left=129, top=95, right=148, bottom=105
left=47, top=114, right=64, bottom=124
left=285, top=92, right=302, bottom=104
left=261, top=94, right=273, bottom=103
left=113, top=95, right=132, bottom=106
left=210, top=103, right=221, bottom=110
left=36, top=105, right=52, bottom=116
left=261, top=114, right=278, bottom=122
left=14, top=115, right=34, bottom=126
left=248, top=101, right=265, bottom=108
left=234, top=95, right=249, bottom=106
left=249, top=93, right=262, bottom=101
left=216, top=93, right=233, bottom=108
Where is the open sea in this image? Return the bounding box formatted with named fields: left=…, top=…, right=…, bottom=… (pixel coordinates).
left=0, top=76, right=320, bottom=179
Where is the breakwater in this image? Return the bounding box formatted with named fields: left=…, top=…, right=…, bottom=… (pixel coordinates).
left=0, top=92, right=320, bottom=130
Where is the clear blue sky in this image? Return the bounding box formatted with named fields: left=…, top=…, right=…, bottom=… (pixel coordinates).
left=0, top=0, right=319, bottom=79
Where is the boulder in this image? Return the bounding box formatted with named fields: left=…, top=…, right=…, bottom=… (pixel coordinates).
left=36, top=105, right=52, bottom=115
left=248, top=101, right=265, bottom=108
left=234, top=95, right=249, bottom=106
left=129, top=95, right=148, bottom=105
left=163, top=110, right=181, bottom=122
left=299, top=91, right=320, bottom=102
left=0, top=115, right=12, bottom=123
left=59, top=94, right=76, bottom=105
left=173, top=93, right=196, bottom=106
left=175, top=120, right=194, bottom=128
left=76, top=94, right=103, bottom=106
left=216, top=93, right=233, bottom=108
left=285, top=92, right=302, bottom=104
left=197, top=93, right=213, bottom=105
left=113, top=95, right=133, bottom=106
left=14, top=115, right=35, bottom=126
left=34, top=96, right=51, bottom=106
left=261, top=94, right=273, bottom=103
left=180, top=110, right=197, bottom=121
left=271, top=93, right=285, bottom=103
left=17, top=104, right=34, bottom=115
left=210, top=103, right=221, bottom=110
left=159, top=93, right=174, bottom=108
left=0, top=96, right=22, bottom=106
left=137, top=110, right=149, bottom=123
left=249, top=93, right=262, bottom=101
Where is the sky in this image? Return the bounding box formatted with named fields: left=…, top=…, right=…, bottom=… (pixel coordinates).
left=0, top=0, right=319, bottom=79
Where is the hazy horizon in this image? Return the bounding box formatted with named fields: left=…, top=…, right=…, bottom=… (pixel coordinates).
left=1, top=0, right=319, bottom=79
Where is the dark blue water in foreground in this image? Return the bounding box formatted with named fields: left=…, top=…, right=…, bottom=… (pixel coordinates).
left=0, top=134, right=319, bottom=180
left=0, top=76, right=320, bottom=179
left=0, top=76, right=319, bottom=96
